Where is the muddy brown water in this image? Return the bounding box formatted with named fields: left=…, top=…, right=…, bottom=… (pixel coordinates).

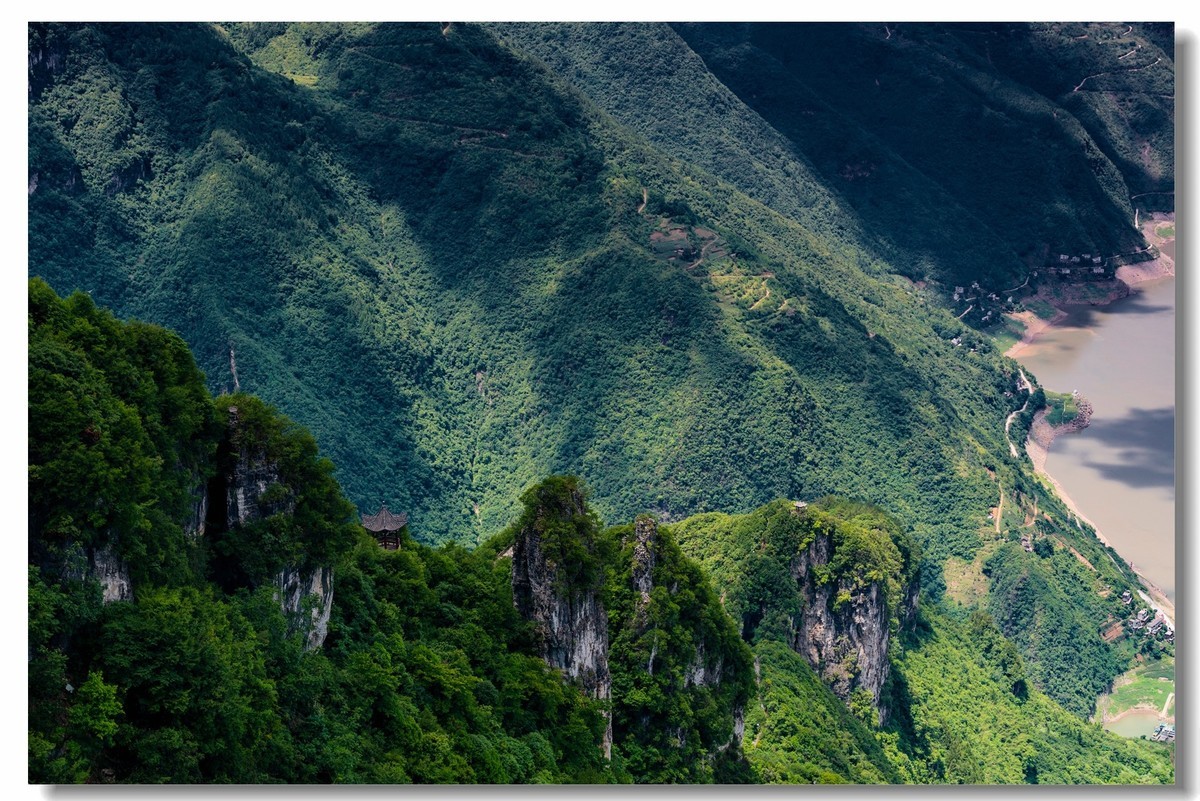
left=1104, top=710, right=1167, bottom=739
left=1014, top=277, right=1175, bottom=600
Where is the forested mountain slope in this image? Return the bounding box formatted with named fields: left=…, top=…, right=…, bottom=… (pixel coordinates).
left=497, top=22, right=1172, bottom=288
left=28, top=21, right=1174, bottom=776
left=28, top=280, right=1172, bottom=782
left=29, top=281, right=749, bottom=782
left=31, top=20, right=1017, bottom=549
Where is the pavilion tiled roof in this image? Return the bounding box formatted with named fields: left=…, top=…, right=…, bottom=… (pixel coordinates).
left=362, top=504, right=408, bottom=532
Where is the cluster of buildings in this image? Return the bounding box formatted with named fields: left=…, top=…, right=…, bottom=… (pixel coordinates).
left=1151, top=723, right=1175, bottom=743
left=1052, top=252, right=1108, bottom=276
left=1121, top=590, right=1174, bottom=643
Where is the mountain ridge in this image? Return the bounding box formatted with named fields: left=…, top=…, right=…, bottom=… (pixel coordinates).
left=27, top=21, right=1175, bottom=783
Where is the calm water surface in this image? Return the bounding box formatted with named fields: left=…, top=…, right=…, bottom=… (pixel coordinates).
left=1014, top=277, right=1175, bottom=599
left=1104, top=711, right=1166, bottom=739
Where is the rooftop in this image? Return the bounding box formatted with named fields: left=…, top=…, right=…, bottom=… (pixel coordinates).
left=362, top=504, right=409, bottom=532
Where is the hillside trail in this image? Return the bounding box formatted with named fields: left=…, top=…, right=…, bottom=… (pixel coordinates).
left=995, top=485, right=1003, bottom=534
left=1073, top=56, right=1162, bottom=92
left=1003, top=369, right=1032, bottom=460
left=1002, top=275, right=1030, bottom=293
left=685, top=237, right=719, bottom=271
left=749, top=284, right=772, bottom=311
left=637, top=187, right=648, bottom=214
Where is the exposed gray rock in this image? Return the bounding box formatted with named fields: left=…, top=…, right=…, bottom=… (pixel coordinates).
left=900, top=576, right=920, bottom=633
left=223, top=405, right=293, bottom=528
left=632, top=515, right=657, bottom=608
left=720, top=704, right=746, bottom=751
left=511, top=488, right=612, bottom=759
left=90, top=546, right=132, bottom=604
left=685, top=640, right=725, bottom=689
left=788, top=520, right=915, bottom=726
left=276, top=565, right=333, bottom=652
left=219, top=405, right=330, bottom=651
left=633, top=515, right=739, bottom=760
left=184, top=481, right=208, bottom=539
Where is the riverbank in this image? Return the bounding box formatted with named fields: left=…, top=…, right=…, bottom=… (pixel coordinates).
left=1098, top=703, right=1173, bottom=726
left=1116, top=211, right=1176, bottom=285
left=1023, top=390, right=1176, bottom=626
left=1003, top=211, right=1175, bottom=359
left=1093, top=655, right=1176, bottom=728
left=1003, top=308, right=1068, bottom=358
left=1011, top=212, right=1176, bottom=624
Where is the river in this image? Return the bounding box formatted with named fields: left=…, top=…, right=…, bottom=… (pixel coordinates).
left=1012, top=276, right=1175, bottom=600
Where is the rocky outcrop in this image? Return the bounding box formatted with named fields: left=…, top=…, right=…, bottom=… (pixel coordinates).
left=632, top=516, right=747, bottom=755
left=90, top=545, right=133, bottom=604
left=788, top=519, right=916, bottom=726
left=634, top=517, right=731, bottom=688
left=28, top=27, right=67, bottom=99
left=1029, top=394, right=1093, bottom=450
left=684, top=640, right=726, bottom=689
left=105, top=156, right=153, bottom=196
left=59, top=542, right=133, bottom=604
left=220, top=405, right=294, bottom=528
left=632, top=515, right=656, bottom=621
left=511, top=486, right=612, bottom=759
left=184, top=480, right=209, bottom=539
left=900, top=579, right=920, bottom=633
left=276, top=564, right=334, bottom=652
left=215, top=404, right=330, bottom=649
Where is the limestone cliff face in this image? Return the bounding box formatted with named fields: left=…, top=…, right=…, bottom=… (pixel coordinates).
left=184, top=479, right=208, bottom=539
left=212, top=405, right=330, bottom=651
left=788, top=524, right=917, bottom=725
left=635, top=518, right=726, bottom=691
left=510, top=486, right=612, bottom=758
left=221, top=406, right=294, bottom=528
left=276, top=565, right=334, bottom=652
left=90, top=545, right=133, bottom=604
left=510, top=483, right=752, bottom=768
left=633, top=513, right=652, bottom=606
left=60, top=542, right=133, bottom=604
left=630, top=516, right=747, bottom=753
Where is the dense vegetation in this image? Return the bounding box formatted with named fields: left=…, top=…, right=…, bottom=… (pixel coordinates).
left=673, top=499, right=918, bottom=647
left=27, top=282, right=1173, bottom=783
left=891, top=609, right=1173, bottom=784
left=673, top=23, right=1170, bottom=266
left=498, top=22, right=1172, bottom=288
left=29, top=22, right=1175, bottom=784
left=27, top=21, right=1027, bottom=550
left=670, top=505, right=1173, bottom=784
left=27, top=286, right=613, bottom=783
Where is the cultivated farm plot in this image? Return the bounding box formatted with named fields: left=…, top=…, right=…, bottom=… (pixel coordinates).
left=1095, top=656, right=1175, bottom=721
left=647, top=220, right=785, bottom=314
left=648, top=225, right=693, bottom=260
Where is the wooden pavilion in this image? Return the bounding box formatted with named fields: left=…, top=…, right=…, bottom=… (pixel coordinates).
left=362, top=504, right=408, bottom=550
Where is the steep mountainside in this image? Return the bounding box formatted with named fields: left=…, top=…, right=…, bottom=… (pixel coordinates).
left=671, top=23, right=1169, bottom=271
left=28, top=281, right=1173, bottom=783
left=31, top=20, right=1016, bottom=554
left=498, top=22, right=1172, bottom=290
left=671, top=501, right=1173, bottom=783
left=29, top=282, right=753, bottom=782
left=28, top=22, right=1175, bottom=784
